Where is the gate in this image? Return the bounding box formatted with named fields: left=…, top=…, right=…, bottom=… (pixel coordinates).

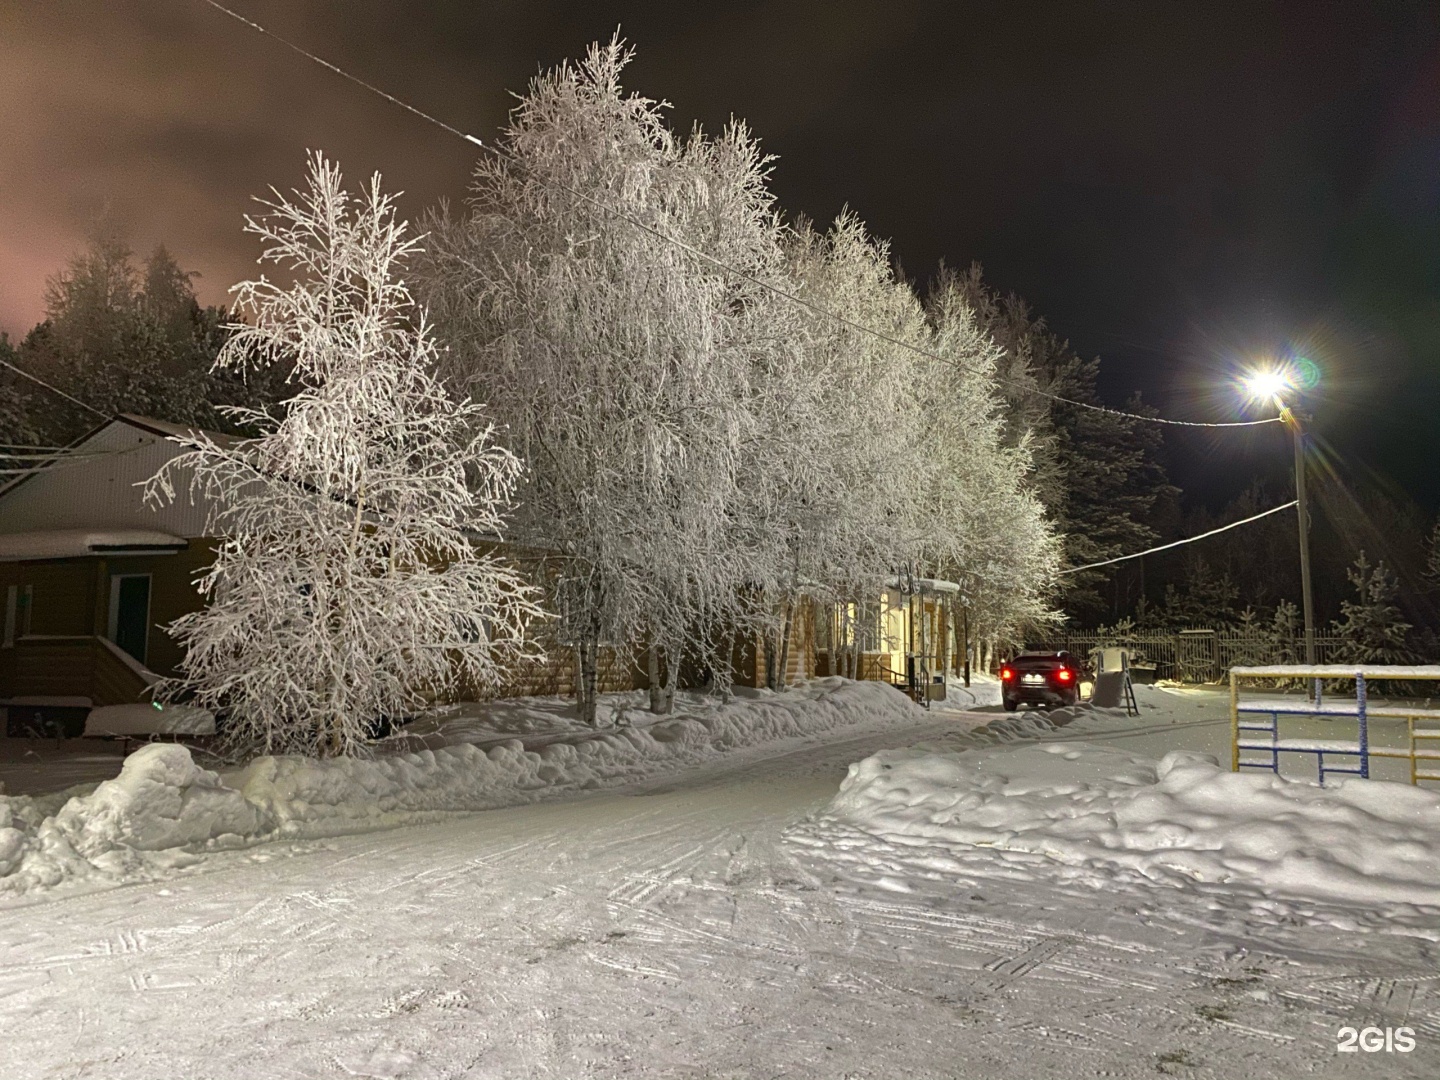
left=1176, top=629, right=1218, bottom=683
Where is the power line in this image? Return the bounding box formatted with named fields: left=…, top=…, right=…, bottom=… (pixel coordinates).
left=196, top=0, right=483, bottom=150
left=192, top=0, right=1279, bottom=431
left=1060, top=499, right=1298, bottom=575
left=0, top=356, right=107, bottom=418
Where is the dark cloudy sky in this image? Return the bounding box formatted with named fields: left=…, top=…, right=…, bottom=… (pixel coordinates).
left=3, top=1, right=1438, bottom=508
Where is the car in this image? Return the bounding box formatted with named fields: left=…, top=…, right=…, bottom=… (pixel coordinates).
left=999, top=650, right=1085, bottom=711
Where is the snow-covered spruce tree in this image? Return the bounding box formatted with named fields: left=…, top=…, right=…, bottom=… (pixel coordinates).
left=147, top=154, right=541, bottom=758
left=424, top=40, right=784, bottom=721
left=1332, top=551, right=1413, bottom=666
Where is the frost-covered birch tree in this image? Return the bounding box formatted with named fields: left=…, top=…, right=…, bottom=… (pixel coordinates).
left=917, top=274, right=1061, bottom=650
left=769, top=218, right=1059, bottom=677
left=147, top=154, right=541, bottom=758
left=424, top=39, right=783, bottom=720
left=753, top=214, right=931, bottom=685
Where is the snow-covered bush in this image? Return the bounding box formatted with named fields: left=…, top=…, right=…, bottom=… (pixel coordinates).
left=147, top=154, right=541, bottom=757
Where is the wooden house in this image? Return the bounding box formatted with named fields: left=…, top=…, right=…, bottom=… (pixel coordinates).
left=0, top=415, right=226, bottom=734
left=0, top=414, right=846, bottom=736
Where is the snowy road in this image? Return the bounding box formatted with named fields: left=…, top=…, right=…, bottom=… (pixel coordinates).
left=2, top=705, right=1438, bottom=1079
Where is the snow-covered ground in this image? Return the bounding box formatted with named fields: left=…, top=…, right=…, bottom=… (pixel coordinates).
left=0, top=679, right=1031, bottom=898
left=1, top=681, right=1437, bottom=1078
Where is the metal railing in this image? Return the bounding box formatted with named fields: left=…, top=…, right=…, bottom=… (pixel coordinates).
left=1230, top=664, right=1440, bottom=786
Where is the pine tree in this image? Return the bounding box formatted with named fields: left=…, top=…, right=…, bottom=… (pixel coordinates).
left=146, top=154, right=541, bottom=758
left=0, top=333, right=38, bottom=447
left=1425, top=520, right=1440, bottom=593
left=17, top=227, right=286, bottom=445
left=1332, top=552, right=1412, bottom=665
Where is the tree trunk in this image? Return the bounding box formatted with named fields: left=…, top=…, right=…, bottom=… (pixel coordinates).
left=774, top=593, right=795, bottom=691
left=648, top=641, right=665, bottom=713
left=961, top=606, right=970, bottom=688
left=577, top=631, right=599, bottom=726
left=662, top=646, right=678, bottom=714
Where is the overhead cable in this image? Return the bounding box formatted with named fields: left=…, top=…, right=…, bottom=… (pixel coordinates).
left=0, top=357, right=108, bottom=418
left=1060, top=500, right=1299, bottom=575
left=192, top=0, right=1280, bottom=430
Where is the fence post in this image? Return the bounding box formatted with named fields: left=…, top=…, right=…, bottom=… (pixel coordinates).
left=1356, top=672, right=1368, bottom=780
left=1230, top=668, right=1240, bottom=772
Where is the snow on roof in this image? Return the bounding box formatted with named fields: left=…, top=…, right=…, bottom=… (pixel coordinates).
left=115, top=413, right=241, bottom=450
left=885, top=576, right=962, bottom=594
left=84, top=702, right=215, bottom=737
left=0, top=529, right=187, bottom=562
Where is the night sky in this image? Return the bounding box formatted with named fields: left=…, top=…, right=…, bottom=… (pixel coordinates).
left=3, top=1, right=1437, bottom=511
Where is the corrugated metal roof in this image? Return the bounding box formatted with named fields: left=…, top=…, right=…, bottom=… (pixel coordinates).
left=0, top=415, right=226, bottom=539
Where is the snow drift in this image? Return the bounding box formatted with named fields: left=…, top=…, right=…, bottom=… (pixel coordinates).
left=0, top=678, right=956, bottom=896
left=812, top=742, right=1440, bottom=913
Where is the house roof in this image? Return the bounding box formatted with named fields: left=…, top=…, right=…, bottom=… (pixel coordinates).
left=0, top=413, right=233, bottom=502
left=0, top=414, right=230, bottom=541
left=0, top=528, right=187, bottom=562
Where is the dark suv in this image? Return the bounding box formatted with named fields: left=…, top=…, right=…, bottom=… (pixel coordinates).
left=1000, top=650, right=1085, bottom=711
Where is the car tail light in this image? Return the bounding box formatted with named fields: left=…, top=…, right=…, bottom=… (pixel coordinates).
left=1000, top=667, right=1014, bottom=682
left=1056, top=669, right=1074, bottom=683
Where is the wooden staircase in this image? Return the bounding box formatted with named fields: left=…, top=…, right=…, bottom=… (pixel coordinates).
left=0, top=634, right=156, bottom=707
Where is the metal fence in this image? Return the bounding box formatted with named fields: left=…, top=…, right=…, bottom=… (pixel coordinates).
left=1028, top=630, right=1350, bottom=684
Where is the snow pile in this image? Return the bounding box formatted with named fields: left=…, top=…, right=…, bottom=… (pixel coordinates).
left=0, top=678, right=939, bottom=894
left=812, top=742, right=1440, bottom=912
left=233, top=679, right=920, bottom=836
left=0, top=746, right=274, bottom=891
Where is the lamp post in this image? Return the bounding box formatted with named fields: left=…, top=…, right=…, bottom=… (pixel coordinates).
left=1280, top=405, right=1317, bottom=670
left=1243, top=367, right=1317, bottom=682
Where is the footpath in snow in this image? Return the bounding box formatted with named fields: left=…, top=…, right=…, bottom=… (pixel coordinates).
left=0, top=677, right=1047, bottom=899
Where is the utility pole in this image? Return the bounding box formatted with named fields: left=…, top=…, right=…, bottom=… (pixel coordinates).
left=1281, top=406, right=1317, bottom=671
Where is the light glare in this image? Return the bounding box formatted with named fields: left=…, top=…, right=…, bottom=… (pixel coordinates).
left=1241, top=368, right=1292, bottom=404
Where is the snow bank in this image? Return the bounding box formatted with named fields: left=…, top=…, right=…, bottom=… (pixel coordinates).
left=812, top=742, right=1440, bottom=914
left=0, top=678, right=939, bottom=896
left=0, top=746, right=274, bottom=891
left=232, top=678, right=919, bottom=836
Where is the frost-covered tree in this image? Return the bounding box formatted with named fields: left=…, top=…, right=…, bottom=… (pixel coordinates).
left=147, top=154, right=540, bottom=757
left=760, top=214, right=928, bottom=685
left=950, top=266, right=1173, bottom=623
left=918, top=273, right=1060, bottom=648
left=1332, top=551, right=1413, bottom=665
left=772, top=221, right=1059, bottom=676
left=424, top=40, right=783, bottom=719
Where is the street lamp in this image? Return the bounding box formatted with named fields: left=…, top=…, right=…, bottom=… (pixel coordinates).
left=1241, top=366, right=1317, bottom=674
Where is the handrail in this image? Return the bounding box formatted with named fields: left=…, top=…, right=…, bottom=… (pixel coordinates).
left=1230, top=665, right=1440, bottom=786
